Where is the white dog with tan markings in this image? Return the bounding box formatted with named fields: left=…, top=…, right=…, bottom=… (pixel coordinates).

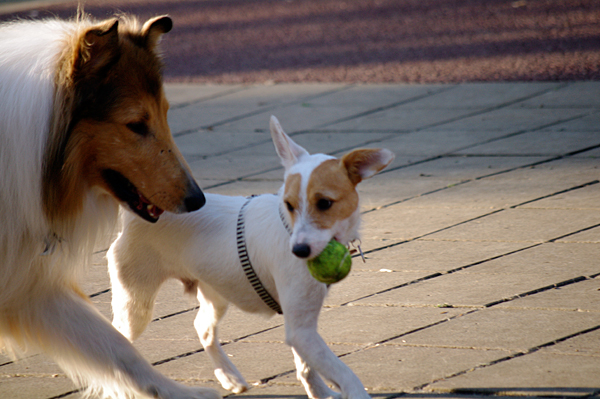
left=108, top=116, right=394, bottom=399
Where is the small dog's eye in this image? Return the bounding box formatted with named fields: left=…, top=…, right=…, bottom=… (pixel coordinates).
left=316, top=199, right=333, bottom=211
left=285, top=201, right=294, bottom=213
left=126, top=121, right=149, bottom=136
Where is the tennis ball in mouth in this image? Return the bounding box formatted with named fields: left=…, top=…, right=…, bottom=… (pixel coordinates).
left=307, top=240, right=352, bottom=284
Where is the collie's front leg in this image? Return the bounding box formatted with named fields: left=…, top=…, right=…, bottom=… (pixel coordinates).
left=15, top=289, right=220, bottom=399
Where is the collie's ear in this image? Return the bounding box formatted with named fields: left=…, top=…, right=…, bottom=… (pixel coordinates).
left=75, top=18, right=119, bottom=77
left=270, top=116, right=309, bottom=170
left=342, top=148, right=395, bottom=185
left=142, top=16, right=173, bottom=49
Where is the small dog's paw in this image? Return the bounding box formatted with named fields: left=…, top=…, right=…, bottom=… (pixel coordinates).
left=214, top=368, right=249, bottom=394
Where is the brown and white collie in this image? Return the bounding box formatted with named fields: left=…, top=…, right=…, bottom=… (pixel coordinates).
left=0, top=14, right=219, bottom=399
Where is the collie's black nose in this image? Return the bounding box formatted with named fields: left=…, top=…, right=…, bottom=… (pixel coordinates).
left=184, top=183, right=206, bottom=212
left=292, top=243, right=311, bottom=258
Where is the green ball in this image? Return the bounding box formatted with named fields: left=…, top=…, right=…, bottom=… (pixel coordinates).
left=307, top=240, right=352, bottom=284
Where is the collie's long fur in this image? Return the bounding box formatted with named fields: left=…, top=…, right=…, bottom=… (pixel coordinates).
left=0, top=14, right=217, bottom=399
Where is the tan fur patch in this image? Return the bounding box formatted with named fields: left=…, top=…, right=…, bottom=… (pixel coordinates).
left=283, top=173, right=301, bottom=225
left=306, top=159, right=358, bottom=229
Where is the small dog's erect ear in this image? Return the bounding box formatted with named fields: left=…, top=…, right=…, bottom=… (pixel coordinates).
left=341, top=148, right=395, bottom=185
left=142, top=16, right=173, bottom=48
left=75, top=18, right=119, bottom=77
left=270, top=116, right=309, bottom=170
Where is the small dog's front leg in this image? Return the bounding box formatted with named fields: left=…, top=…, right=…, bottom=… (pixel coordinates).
left=288, top=329, right=369, bottom=399
left=292, top=347, right=341, bottom=399
left=283, top=301, right=370, bottom=399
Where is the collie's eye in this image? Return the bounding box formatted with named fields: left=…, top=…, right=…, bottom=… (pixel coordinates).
left=126, top=121, right=149, bottom=136
left=316, top=198, right=333, bottom=211
left=285, top=201, right=294, bottom=213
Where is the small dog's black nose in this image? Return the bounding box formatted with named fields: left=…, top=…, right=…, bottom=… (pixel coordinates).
left=292, top=243, right=311, bottom=258
left=184, top=183, right=206, bottom=212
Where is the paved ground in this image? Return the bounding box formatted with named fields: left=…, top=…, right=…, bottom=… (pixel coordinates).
left=0, top=82, right=599, bottom=398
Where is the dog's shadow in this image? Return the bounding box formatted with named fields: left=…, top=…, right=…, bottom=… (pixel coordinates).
left=228, top=387, right=600, bottom=399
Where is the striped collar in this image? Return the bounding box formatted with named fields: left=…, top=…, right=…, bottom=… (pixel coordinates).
left=236, top=196, right=283, bottom=314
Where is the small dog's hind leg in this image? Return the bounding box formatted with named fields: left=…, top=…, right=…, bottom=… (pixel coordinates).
left=195, top=282, right=249, bottom=394
left=292, top=347, right=341, bottom=399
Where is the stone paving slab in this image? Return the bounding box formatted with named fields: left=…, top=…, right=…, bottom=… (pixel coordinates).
left=425, top=208, right=600, bottom=243
left=544, top=112, right=600, bottom=132
left=516, top=82, right=600, bottom=108
left=165, top=85, right=244, bottom=107
left=327, top=108, right=477, bottom=132
left=306, top=84, right=449, bottom=108
left=495, top=278, right=600, bottom=312
left=428, top=349, right=600, bottom=394
left=424, top=107, right=588, bottom=132
left=388, top=307, right=600, bottom=352
left=2, top=82, right=600, bottom=399
left=556, top=226, right=600, bottom=244
left=396, top=83, right=563, bottom=110
left=454, top=130, right=600, bottom=156
left=360, top=240, right=528, bottom=274
left=354, top=242, right=599, bottom=309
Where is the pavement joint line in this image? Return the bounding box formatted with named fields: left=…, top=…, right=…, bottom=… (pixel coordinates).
left=47, top=389, right=80, bottom=399
left=484, top=276, right=590, bottom=308
left=151, top=347, right=205, bottom=366
left=510, top=180, right=600, bottom=209
left=172, top=84, right=355, bottom=138
left=372, top=309, right=482, bottom=347
left=152, top=305, right=199, bottom=322
left=309, top=85, right=458, bottom=130
left=414, top=324, right=600, bottom=393
left=88, top=288, right=110, bottom=298
left=169, top=85, right=252, bottom=111
left=548, top=223, right=600, bottom=243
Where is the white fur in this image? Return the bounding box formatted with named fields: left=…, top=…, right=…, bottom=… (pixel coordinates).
left=0, top=19, right=219, bottom=399
left=108, top=117, right=394, bottom=399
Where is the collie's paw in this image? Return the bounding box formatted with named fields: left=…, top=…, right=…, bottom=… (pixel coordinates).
left=214, top=368, right=249, bottom=394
